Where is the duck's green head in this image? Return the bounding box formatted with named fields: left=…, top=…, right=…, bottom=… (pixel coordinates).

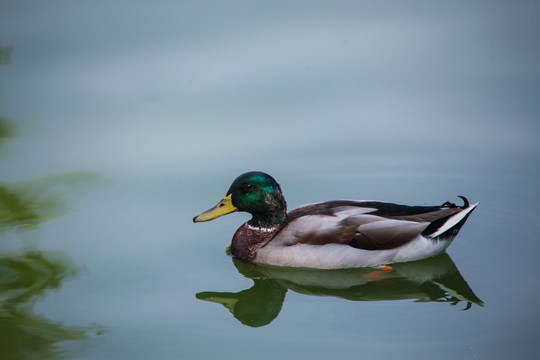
left=193, top=171, right=287, bottom=228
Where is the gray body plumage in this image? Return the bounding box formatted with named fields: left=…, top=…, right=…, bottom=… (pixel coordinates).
left=252, top=200, right=478, bottom=269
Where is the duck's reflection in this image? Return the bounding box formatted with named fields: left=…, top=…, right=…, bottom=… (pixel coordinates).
left=0, top=250, right=103, bottom=359
left=197, top=253, right=483, bottom=327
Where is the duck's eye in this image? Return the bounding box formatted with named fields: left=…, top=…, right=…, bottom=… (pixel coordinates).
left=243, top=183, right=254, bottom=193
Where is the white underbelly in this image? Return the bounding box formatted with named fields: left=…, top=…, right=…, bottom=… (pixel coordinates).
left=254, top=236, right=453, bottom=269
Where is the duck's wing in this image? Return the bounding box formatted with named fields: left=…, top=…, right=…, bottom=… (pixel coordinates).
left=268, top=200, right=477, bottom=251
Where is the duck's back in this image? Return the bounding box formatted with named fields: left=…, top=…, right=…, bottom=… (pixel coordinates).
left=254, top=199, right=478, bottom=268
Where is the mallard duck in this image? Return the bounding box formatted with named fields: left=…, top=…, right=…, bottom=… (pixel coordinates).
left=193, top=171, right=478, bottom=269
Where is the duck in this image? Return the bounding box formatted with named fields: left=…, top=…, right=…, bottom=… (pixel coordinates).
left=193, top=171, right=478, bottom=269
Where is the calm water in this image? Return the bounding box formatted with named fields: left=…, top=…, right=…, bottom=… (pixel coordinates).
left=1, top=2, right=539, bottom=359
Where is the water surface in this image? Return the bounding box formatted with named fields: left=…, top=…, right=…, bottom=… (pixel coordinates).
left=1, top=2, right=539, bottom=359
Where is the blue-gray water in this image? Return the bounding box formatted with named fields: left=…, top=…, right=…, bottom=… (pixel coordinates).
left=1, top=1, right=539, bottom=359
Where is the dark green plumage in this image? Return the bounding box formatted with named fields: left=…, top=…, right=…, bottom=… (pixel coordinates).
left=226, top=172, right=287, bottom=229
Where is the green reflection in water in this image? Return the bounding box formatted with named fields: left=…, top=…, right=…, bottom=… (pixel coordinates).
left=197, top=279, right=286, bottom=328
left=0, top=44, right=104, bottom=358
left=0, top=171, right=106, bottom=231
left=197, top=254, right=483, bottom=327
left=0, top=250, right=103, bottom=360
left=0, top=129, right=105, bottom=357
left=0, top=45, right=105, bottom=232
left=0, top=116, right=105, bottom=231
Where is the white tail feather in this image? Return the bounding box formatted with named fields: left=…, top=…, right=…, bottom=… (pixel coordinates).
left=429, top=202, right=479, bottom=238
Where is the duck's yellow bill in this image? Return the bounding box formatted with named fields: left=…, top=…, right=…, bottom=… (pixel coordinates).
left=193, top=194, right=237, bottom=222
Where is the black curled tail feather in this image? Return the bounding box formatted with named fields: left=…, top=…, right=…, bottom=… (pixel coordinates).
left=425, top=199, right=478, bottom=240
left=442, top=196, right=470, bottom=209
left=457, top=196, right=469, bottom=208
